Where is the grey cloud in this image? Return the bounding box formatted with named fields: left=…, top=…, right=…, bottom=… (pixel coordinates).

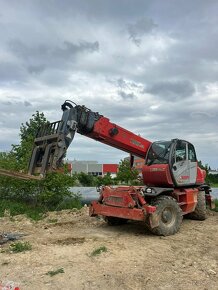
left=118, top=91, right=136, bottom=100
left=0, top=62, right=27, bottom=84
left=9, top=39, right=99, bottom=59
left=27, top=65, right=45, bottom=75
left=117, top=78, right=127, bottom=89
left=107, top=78, right=142, bottom=90
left=2, top=101, right=13, bottom=105
left=117, top=78, right=142, bottom=89
left=1, top=99, right=32, bottom=108
left=24, top=101, right=32, bottom=107
left=145, top=80, right=195, bottom=100
left=8, top=40, right=47, bottom=61
left=127, top=17, right=157, bottom=46
left=60, top=40, right=99, bottom=55
left=8, top=39, right=99, bottom=71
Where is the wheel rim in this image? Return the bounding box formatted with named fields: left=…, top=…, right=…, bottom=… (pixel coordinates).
left=161, top=207, right=176, bottom=227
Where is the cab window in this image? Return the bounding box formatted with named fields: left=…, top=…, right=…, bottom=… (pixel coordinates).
left=188, top=143, right=197, bottom=162
left=175, top=141, right=186, bottom=162
left=146, top=141, right=171, bottom=165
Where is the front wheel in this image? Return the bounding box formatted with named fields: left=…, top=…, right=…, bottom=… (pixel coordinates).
left=148, top=196, right=183, bottom=236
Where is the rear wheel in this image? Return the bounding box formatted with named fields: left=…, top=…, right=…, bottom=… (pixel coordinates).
left=148, top=196, right=183, bottom=236
left=104, top=216, right=128, bottom=226
left=187, top=190, right=207, bottom=220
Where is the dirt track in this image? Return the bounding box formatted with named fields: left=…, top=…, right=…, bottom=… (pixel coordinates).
left=0, top=208, right=218, bottom=290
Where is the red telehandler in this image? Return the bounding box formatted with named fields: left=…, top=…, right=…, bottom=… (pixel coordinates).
left=27, top=100, right=213, bottom=236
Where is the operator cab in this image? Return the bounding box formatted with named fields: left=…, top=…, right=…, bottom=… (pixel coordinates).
left=143, top=139, right=198, bottom=187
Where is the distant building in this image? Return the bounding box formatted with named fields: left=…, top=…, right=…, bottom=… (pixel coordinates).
left=67, top=160, right=118, bottom=178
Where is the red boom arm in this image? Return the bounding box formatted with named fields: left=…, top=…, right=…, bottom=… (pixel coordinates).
left=87, top=116, right=152, bottom=158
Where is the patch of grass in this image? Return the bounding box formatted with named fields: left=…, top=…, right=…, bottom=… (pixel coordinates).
left=26, top=211, right=45, bottom=221
left=0, top=200, right=28, bottom=216
left=54, top=195, right=82, bottom=211
left=0, top=197, right=82, bottom=221
left=46, top=268, right=64, bottom=277
left=90, top=246, right=107, bottom=256
left=10, top=241, right=32, bottom=253
left=0, top=200, right=45, bottom=221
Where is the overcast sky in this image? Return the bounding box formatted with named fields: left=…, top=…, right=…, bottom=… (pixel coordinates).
left=0, top=0, right=217, bottom=168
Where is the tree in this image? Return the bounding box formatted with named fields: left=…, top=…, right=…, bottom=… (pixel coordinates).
left=0, top=151, right=17, bottom=170
left=0, top=111, right=79, bottom=209
left=116, top=159, right=139, bottom=184
left=11, top=111, right=48, bottom=171
left=77, top=172, right=96, bottom=186
left=102, top=173, right=114, bottom=185
left=96, top=172, right=114, bottom=186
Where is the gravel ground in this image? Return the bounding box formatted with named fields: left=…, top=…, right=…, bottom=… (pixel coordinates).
left=0, top=207, right=218, bottom=290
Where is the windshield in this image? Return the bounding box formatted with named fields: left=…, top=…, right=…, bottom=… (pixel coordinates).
left=146, top=141, right=172, bottom=165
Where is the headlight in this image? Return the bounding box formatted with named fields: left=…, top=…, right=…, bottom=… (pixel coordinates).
left=146, top=188, right=152, bottom=193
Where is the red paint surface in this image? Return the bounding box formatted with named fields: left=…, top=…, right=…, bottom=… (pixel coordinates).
left=88, top=117, right=151, bottom=158
left=142, top=164, right=174, bottom=187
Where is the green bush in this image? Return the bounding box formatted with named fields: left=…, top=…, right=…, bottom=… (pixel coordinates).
left=77, top=172, right=96, bottom=186
left=36, top=172, right=73, bottom=206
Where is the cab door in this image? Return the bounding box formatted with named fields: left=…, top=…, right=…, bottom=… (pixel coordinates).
left=187, top=143, right=197, bottom=184
left=172, top=140, right=197, bottom=186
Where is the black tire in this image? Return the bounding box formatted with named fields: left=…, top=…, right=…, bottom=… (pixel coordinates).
left=186, top=191, right=207, bottom=220
left=148, top=196, right=183, bottom=236
left=104, top=216, right=128, bottom=226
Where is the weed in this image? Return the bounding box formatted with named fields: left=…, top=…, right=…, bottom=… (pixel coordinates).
left=46, top=268, right=64, bottom=277
left=10, top=241, right=32, bottom=253
left=90, top=246, right=107, bottom=256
